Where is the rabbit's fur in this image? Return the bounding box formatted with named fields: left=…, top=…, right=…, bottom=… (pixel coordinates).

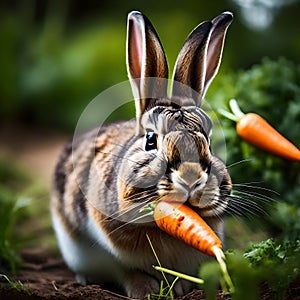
left=51, top=11, right=233, bottom=298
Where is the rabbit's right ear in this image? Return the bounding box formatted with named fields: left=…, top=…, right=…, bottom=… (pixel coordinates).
left=126, top=11, right=169, bottom=135
left=171, top=12, right=233, bottom=106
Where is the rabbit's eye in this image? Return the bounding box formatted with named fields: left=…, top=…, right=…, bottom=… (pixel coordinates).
left=145, top=132, right=158, bottom=152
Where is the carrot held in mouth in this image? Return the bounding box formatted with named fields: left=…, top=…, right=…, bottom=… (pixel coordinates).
left=219, top=99, right=300, bottom=162
left=153, top=201, right=234, bottom=293
left=154, top=201, right=222, bottom=257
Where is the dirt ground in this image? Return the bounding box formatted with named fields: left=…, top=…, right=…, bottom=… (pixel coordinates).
left=0, top=248, right=300, bottom=300
left=0, top=247, right=230, bottom=300
left=1, top=247, right=299, bottom=300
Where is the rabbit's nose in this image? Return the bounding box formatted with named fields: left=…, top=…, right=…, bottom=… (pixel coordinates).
left=172, top=162, right=208, bottom=193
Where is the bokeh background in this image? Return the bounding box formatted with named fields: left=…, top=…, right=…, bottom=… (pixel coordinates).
left=1, top=0, right=300, bottom=281
left=1, top=0, right=300, bottom=131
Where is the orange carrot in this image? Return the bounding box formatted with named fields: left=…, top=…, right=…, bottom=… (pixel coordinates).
left=154, top=201, right=222, bottom=257
left=237, top=113, right=300, bottom=162
left=220, top=99, right=300, bottom=162
left=153, top=200, right=234, bottom=293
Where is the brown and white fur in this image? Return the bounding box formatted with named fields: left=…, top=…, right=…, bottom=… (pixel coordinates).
left=51, top=11, right=233, bottom=298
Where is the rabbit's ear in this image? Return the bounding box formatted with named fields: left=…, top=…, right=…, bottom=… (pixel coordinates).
left=171, top=12, right=233, bottom=106
left=127, top=11, right=169, bottom=134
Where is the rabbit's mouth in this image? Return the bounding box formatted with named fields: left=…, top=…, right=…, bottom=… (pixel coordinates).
left=187, top=176, right=231, bottom=218
left=156, top=190, right=227, bottom=219
left=157, top=159, right=231, bottom=218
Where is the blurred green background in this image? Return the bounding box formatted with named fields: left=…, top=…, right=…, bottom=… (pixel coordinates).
left=0, top=0, right=300, bottom=275
left=1, top=0, right=300, bottom=131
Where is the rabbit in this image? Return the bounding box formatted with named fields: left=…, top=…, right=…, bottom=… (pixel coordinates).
left=51, top=10, right=233, bottom=299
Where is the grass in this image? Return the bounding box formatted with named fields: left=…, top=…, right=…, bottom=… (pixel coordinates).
left=146, top=233, right=231, bottom=299
left=146, top=234, right=179, bottom=299
left=0, top=153, right=54, bottom=274
left=0, top=274, right=29, bottom=294
left=0, top=155, right=32, bottom=274
left=0, top=188, right=30, bottom=273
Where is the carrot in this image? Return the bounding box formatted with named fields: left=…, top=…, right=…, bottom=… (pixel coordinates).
left=154, top=201, right=222, bottom=257
left=153, top=200, right=234, bottom=293
left=219, top=99, right=300, bottom=162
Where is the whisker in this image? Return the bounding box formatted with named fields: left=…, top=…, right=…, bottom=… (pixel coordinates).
left=106, top=205, right=155, bottom=237
left=227, top=200, right=258, bottom=217
left=210, top=203, right=227, bottom=221
left=232, top=190, right=275, bottom=205
left=232, top=183, right=279, bottom=195
left=102, top=195, right=157, bottom=223
left=121, top=189, right=158, bottom=202
left=86, top=189, right=157, bottom=215
left=227, top=194, right=267, bottom=216
left=87, top=191, right=157, bottom=229
left=90, top=198, right=157, bottom=249
left=226, top=159, right=253, bottom=169
left=219, top=177, right=278, bottom=221
left=215, top=196, right=241, bottom=216
left=226, top=205, right=244, bottom=217
left=110, top=192, right=169, bottom=225
left=232, top=180, right=265, bottom=186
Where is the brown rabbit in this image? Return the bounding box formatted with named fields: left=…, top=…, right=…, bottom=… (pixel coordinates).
left=51, top=11, right=233, bottom=298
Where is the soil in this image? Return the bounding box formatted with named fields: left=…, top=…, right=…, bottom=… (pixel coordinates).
left=0, top=247, right=227, bottom=300
left=1, top=248, right=300, bottom=300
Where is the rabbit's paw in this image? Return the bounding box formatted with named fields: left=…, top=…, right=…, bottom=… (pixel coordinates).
left=173, top=279, right=194, bottom=297
left=75, top=274, right=88, bottom=285
left=123, top=270, right=160, bottom=299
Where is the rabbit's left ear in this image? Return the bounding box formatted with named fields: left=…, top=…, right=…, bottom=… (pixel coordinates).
left=127, top=11, right=169, bottom=134
left=171, top=12, right=233, bottom=106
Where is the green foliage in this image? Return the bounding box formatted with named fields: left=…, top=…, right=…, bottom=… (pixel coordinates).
left=198, top=238, right=299, bottom=300
left=245, top=238, right=300, bottom=267
left=244, top=238, right=300, bottom=299
left=0, top=159, right=30, bottom=189
left=0, top=152, right=55, bottom=274
left=208, top=57, right=300, bottom=239
left=226, top=251, right=261, bottom=300
left=201, top=58, right=300, bottom=298
left=199, top=260, right=222, bottom=300
left=0, top=274, right=29, bottom=293
left=2, top=1, right=300, bottom=131
left=271, top=202, right=300, bottom=241
left=0, top=157, right=32, bottom=274
left=0, top=187, right=30, bottom=274
left=0, top=6, right=127, bottom=131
